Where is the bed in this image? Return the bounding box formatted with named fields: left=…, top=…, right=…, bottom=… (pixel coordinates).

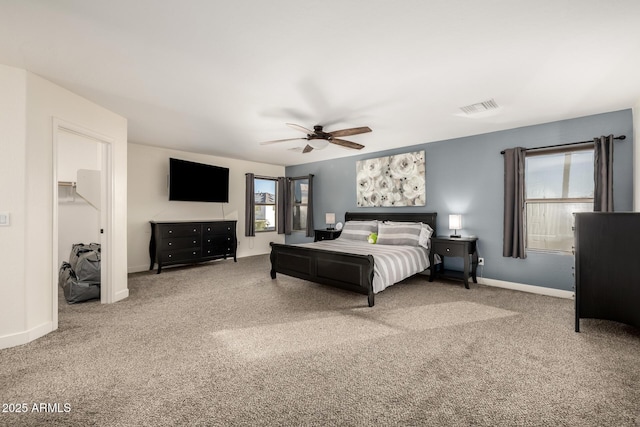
left=269, top=211, right=437, bottom=307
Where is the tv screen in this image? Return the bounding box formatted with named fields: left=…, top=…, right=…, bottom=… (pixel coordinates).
left=169, top=158, right=229, bottom=202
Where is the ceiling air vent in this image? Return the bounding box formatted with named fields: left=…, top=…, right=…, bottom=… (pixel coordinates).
left=460, top=99, right=499, bottom=115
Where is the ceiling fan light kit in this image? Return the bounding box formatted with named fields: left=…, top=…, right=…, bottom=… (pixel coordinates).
left=261, top=123, right=372, bottom=153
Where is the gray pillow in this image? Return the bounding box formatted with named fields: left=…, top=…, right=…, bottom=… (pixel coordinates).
left=384, top=221, right=433, bottom=249
left=339, top=220, right=378, bottom=241
left=376, top=222, right=422, bottom=246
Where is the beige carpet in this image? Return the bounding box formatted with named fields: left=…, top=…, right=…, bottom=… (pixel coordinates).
left=1, top=254, right=639, bottom=426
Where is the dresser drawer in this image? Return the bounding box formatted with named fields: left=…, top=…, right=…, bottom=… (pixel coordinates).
left=203, top=222, right=234, bottom=236
left=159, top=236, right=200, bottom=250
left=159, top=224, right=201, bottom=238
left=203, top=244, right=234, bottom=257
left=159, top=248, right=202, bottom=263
left=431, top=241, right=467, bottom=257
left=203, top=235, right=234, bottom=246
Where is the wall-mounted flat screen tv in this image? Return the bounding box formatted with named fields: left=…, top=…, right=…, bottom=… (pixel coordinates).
left=169, top=158, right=229, bottom=202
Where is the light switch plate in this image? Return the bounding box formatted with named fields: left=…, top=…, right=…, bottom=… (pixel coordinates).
left=0, top=212, right=10, bottom=226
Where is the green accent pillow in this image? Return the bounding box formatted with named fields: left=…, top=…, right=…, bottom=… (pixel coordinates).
left=368, top=232, right=378, bottom=244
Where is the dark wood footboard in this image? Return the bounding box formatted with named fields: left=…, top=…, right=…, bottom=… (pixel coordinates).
left=269, top=242, right=376, bottom=306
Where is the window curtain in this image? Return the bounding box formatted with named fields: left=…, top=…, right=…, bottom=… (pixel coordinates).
left=305, top=175, right=314, bottom=238
left=276, top=175, right=314, bottom=237
left=277, top=177, right=292, bottom=235
left=593, top=135, right=614, bottom=212
left=245, top=173, right=255, bottom=237
left=503, top=147, right=526, bottom=258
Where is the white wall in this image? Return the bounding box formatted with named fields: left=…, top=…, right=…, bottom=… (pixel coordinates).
left=127, top=143, right=285, bottom=273
left=0, top=65, right=28, bottom=344
left=0, top=64, right=128, bottom=349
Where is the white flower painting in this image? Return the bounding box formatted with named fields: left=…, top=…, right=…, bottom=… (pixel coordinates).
left=356, top=150, right=425, bottom=207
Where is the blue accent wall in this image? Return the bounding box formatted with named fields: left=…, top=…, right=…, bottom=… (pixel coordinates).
left=285, top=109, right=633, bottom=291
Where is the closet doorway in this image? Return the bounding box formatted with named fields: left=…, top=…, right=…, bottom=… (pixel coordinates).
left=52, top=119, right=114, bottom=329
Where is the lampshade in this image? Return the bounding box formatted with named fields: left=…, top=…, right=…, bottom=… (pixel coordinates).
left=449, top=214, right=462, bottom=230
left=325, top=213, right=336, bottom=224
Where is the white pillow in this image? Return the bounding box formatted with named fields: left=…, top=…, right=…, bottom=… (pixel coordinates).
left=419, top=223, right=434, bottom=250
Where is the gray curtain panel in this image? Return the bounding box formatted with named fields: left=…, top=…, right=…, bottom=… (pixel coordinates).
left=593, top=135, right=614, bottom=212
left=503, top=147, right=526, bottom=258
left=245, top=173, right=255, bottom=237
left=306, top=175, right=314, bottom=238
left=277, top=177, right=291, bottom=235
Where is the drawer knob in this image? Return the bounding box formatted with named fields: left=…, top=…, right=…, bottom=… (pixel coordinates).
left=168, top=242, right=172, bottom=246
left=193, top=251, right=196, bottom=255
left=193, top=240, right=197, bottom=244
left=168, top=230, right=172, bottom=234
left=446, top=248, right=450, bottom=252
left=168, top=254, right=172, bottom=258
left=193, top=228, right=197, bottom=232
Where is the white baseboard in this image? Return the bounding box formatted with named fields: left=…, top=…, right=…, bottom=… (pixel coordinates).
left=114, top=288, right=129, bottom=302
left=128, top=264, right=150, bottom=274
left=478, top=277, right=574, bottom=299
left=0, top=321, right=53, bottom=350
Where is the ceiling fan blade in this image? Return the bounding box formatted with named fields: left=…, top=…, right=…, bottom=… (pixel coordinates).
left=330, top=138, right=365, bottom=150
left=286, top=123, right=314, bottom=134
left=260, top=138, right=306, bottom=145
left=328, top=126, right=372, bottom=138
left=302, top=144, right=314, bottom=153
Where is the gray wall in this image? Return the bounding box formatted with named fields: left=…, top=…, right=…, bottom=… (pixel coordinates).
left=285, top=109, right=634, bottom=292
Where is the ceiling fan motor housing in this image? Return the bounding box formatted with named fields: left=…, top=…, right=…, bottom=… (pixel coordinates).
left=310, top=125, right=331, bottom=140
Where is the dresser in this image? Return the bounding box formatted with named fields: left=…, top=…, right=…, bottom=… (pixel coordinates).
left=428, top=236, right=478, bottom=289
left=574, top=213, right=640, bottom=332
left=149, top=220, right=237, bottom=274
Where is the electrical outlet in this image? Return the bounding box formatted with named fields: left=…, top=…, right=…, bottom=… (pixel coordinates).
left=478, top=257, right=485, bottom=266
left=0, top=212, right=9, bottom=226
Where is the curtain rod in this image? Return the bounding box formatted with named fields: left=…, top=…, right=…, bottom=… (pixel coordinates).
left=500, top=135, right=626, bottom=155
left=288, top=174, right=314, bottom=180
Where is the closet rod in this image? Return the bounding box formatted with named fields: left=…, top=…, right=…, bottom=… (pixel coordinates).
left=500, top=135, right=625, bottom=155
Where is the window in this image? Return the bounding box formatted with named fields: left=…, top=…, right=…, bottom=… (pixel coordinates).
left=291, top=177, right=309, bottom=231
left=254, top=178, right=276, bottom=232
left=525, top=148, right=594, bottom=253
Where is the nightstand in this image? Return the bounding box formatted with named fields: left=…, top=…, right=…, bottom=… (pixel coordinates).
left=429, top=236, right=478, bottom=289
left=314, top=229, right=342, bottom=242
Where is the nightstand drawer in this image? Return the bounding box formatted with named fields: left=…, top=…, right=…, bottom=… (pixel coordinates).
left=314, top=229, right=342, bottom=242
left=431, top=241, right=466, bottom=257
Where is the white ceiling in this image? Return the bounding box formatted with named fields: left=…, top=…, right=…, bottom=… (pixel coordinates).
left=2, top=1, right=640, bottom=166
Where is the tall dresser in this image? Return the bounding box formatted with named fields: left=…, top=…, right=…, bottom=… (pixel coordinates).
left=149, top=220, right=237, bottom=274
left=574, top=212, right=640, bottom=332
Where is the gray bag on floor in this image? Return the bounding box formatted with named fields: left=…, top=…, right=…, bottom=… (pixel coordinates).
left=69, top=243, right=101, bottom=283
left=59, top=262, right=100, bottom=304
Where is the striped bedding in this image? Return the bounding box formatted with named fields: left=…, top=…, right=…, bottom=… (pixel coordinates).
left=295, top=239, right=430, bottom=294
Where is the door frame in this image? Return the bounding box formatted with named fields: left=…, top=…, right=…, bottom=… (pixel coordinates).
left=52, top=118, right=115, bottom=329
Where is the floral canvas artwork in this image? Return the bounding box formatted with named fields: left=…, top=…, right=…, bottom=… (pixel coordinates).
left=356, top=150, right=425, bottom=207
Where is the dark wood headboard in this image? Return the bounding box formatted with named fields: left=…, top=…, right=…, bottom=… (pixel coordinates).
left=344, top=211, right=437, bottom=236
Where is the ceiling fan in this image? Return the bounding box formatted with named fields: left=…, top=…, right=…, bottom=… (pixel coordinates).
left=261, top=123, right=372, bottom=153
